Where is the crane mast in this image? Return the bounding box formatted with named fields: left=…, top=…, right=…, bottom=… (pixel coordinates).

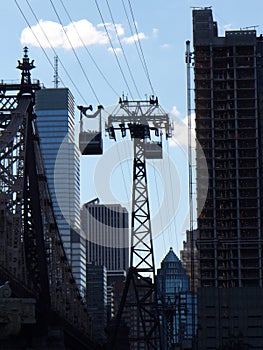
left=106, top=97, right=172, bottom=349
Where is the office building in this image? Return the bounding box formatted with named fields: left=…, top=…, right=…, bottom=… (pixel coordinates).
left=86, top=263, right=107, bottom=344
left=35, top=88, right=86, bottom=292
left=157, top=248, right=195, bottom=350
left=193, top=8, right=263, bottom=349
left=81, top=198, right=129, bottom=272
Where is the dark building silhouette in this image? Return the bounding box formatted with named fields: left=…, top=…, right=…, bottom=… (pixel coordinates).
left=180, top=229, right=199, bottom=292
left=81, top=198, right=129, bottom=313
left=81, top=198, right=129, bottom=272
left=86, top=263, right=107, bottom=344
left=193, top=8, right=263, bottom=349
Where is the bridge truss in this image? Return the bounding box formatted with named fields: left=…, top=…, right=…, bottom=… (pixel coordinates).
left=0, top=48, right=96, bottom=349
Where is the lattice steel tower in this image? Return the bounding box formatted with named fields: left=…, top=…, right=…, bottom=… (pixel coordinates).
left=106, top=97, right=172, bottom=349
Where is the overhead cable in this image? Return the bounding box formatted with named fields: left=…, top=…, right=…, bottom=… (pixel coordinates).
left=105, top=0, right=141, bottom=99
left=16, top=0, right=88, bottom=105
left=94, top=0, right=134, bottom=99
left=49, top=0, right=101, bottom=105
left=126, top=0, right=155, bottom=95
left=58, top=0, right=120, bottom=98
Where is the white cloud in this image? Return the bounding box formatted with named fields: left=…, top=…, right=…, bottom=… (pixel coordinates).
left=223, top=24, right=233, bottom=31
left=108, top=47, right=122, bottom=55
left=122, top=32, right=147, bottom=44
left=171, top=106, right=181, bottom=119
left=20, top=19, right=108, bottom=49
left=169, top=107, right=196, bottom=148
left=97, top=22, right=125, bottom=36
left=161, top=43, right=172, bottom=49
left=152, top=28, right=159, bottom=38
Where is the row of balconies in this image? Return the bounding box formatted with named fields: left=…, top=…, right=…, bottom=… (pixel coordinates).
left=197, top=133, right=258, bottom=143
left=196, top=93, right=256, bottom=101
left=196, top=80, right=255, bottom=90
left=199, top=216, right=259, bottom=225
left=196, top=101, right=256, bottom=109
left=201, top=264, right=260, bottom=272
left=196, top=112, right=256, bottom=120
left=194, top=61, right=256, bottom=72
left=212, top=161, right=258, bottom=169
left=195, top=73, right=255, bottom=81
left=196, top=123, right=257, bottom=131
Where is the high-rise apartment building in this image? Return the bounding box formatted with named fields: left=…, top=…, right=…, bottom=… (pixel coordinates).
left=81, top=198, right=129, bottom=272
left=193, top=8, right=263, bottom=349
left=35, top=88, right=86, bottom=292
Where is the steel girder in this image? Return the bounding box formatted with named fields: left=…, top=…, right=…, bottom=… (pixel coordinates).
left=0, top=52, right=94, bottom=346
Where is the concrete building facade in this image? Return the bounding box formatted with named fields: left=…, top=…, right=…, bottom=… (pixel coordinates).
left=193, top=8, right=263, bottom=349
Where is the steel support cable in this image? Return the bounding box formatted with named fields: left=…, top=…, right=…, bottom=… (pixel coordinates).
left=167, top=140, right=179, bottom=252
left=123, top=138, right=132, bottom=186
left=94, top=0, right=134, bottom=100
left=116, top=142, right=130, bottom=205
left=127, top=0, right=155, bottom=95
left=159, top=147, right=173, bottom=249
left=15, top=1, right=60, bottom=84
left=121, top=0, right=146, bottom=78
left=105, top=0, right=142, bottom=100
left=16, top=0, right=89, bottom=105
left=49, top=0, right=101, bottom=105
left=149, top=159, right=167, bottom=256
left=58, top=0, right=119, bottom=99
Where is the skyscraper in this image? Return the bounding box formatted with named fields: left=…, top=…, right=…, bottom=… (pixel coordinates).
left=157, top=248, right=195, bottom=350
left=193, top=8, right=263, bottom=349
left=35, top=88, right=86, bottom=292
left=81, top=198, right=129, bottom=272
left=81, top=198, right=130, bottom=345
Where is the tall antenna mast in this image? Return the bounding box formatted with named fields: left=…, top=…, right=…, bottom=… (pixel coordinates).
left=186, top=39, right=196, bottom=343
left=53, top=55, right=59, bottom=88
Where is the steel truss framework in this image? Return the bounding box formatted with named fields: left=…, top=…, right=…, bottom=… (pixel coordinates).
left=106, top=99, right=172, bottom=350
left=0, top=48, right=95, bottom=348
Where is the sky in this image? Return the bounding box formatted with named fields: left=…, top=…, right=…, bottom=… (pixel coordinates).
left=2, top=0, right=263, bottom=267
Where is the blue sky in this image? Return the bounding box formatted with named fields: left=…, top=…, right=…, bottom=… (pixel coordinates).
left=2, top=0, right=263, bottom=266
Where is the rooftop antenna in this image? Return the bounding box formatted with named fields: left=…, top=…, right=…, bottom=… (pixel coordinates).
left=191, top=6, right=212, bottom=10
left=240, top=25, right=259, bottom=30
left=53, top=55, right=59, bottom=88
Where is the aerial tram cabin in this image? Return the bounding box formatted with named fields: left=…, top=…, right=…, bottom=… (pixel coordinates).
left=78, top=105, right=103, bottom=155
left=144, top=140, right=162, bottom=159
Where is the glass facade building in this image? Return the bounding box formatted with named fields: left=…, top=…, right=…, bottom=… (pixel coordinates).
left=157, top=248, right=196, bottom=350
left=35, top=88, right=86, bottom=292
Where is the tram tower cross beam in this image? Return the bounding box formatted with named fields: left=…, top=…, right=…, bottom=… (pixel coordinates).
left=106, top=97, right=172, bottom=350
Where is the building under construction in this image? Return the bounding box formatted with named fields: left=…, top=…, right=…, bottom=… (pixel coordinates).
left=193, top=8, right=263, bottom=350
